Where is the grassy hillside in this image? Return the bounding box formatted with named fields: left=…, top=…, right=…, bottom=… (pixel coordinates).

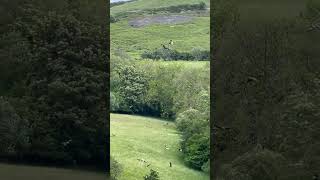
left=0, top=164, right=105, bottom=180
left=111, top=0, right=210, bottom=14
left=110, top=114, right=209, bottom=180
left=135, top=59, right=210, bottom=67
left=111, top=16, right=209, bottom=57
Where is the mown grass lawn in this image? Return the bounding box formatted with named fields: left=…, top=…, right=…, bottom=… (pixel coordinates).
left=0, top=163, right=105, bottom=180
left=110, top=113, right=209, bottom=180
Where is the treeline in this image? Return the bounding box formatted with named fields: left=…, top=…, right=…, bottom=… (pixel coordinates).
left=110, top=57, right=209, bottom=119
left=0, top=0, right=108, bottom=169
left=110, top=56, right=210, bottom=171
left=111, top=2, right=207, bottom=23
left=212, top=0, right=320, bottom=179
left=141, top=48, right=210, bottom=61
left=110, top=0, right=136, bottom=8
left=148, top=2, right=207, bottom=13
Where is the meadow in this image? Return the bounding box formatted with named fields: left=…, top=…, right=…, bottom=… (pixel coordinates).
left=0, top=163, right=105, bottom=180
left=110, top=114, right=209, bottom=180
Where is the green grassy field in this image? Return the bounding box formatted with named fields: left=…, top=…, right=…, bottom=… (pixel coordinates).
left=111, top=16, right=209, bottom=57
left=0, top=163, right=105, bottom=180
left=110, top=113, right=209, bottom=180
left=111, top=0, right=210, bottom=14
left=136, top=59, right=210, bottom=67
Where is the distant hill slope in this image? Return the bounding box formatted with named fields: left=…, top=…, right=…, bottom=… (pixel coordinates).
left=110, top=113, right=209, bottom=180
left=111, top=0, right=210, bottom=14
left=111, top=16, right=209, bottom=57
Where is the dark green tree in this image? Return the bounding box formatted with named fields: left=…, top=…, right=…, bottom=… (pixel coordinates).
left=0, top=0, right=108, bottom=168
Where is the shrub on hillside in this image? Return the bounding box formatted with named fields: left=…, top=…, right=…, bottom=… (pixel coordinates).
left=141, top=48, right=209, bottom=61
left=201, top=159, right=210, bottom=173
left=184, top=132, right=210, bottom=170
left=110, top=92, right=120, bottom=112
left=111, top=157, right=123, bottom=180
left=110, top=15, right=119, bottom=23
left=111, top=0, right=138, bottom=8
left=191, top=48, right=210, bottom=61
left=150, top=2, right=207, bottom=13
left=176, top=109, right=209, bottom=169
left=144, top=169, right=160, bottom=180
left=199, top=2, right=207, bottom=10
left=176, top=109, right=202, bottom=132
left=116, top=64, right=149, bottom=113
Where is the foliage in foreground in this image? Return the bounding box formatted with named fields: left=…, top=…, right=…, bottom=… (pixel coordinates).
left=0, top=0, right=108, bottom=168
left=218, top=147, right=287, bottom=180
left=213, top=0, right=320, bottom=179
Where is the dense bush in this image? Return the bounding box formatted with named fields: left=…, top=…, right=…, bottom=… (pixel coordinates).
left=110, top=92, right=120, bottom=112
left=176, top=109, right=209, bottom=169
left=110, top=15, right=119, bottom=23
left=144, top=169, right=160, bottom=180
left=201, top=159, right=210, bottom=173
left=115, top=63, right=149, bottom=113
left=111, top=1, right=128, bottom=8
left=141, top=48, right=209, bottom=61
left=148, top=2, right=207, bottom=13
left=111, top=157, right=122, bottom=180
left=218, top=147, right=287, bottom=180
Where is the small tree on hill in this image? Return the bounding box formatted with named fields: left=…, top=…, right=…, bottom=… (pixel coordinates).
left=144, top=169, right=160, bottom=180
